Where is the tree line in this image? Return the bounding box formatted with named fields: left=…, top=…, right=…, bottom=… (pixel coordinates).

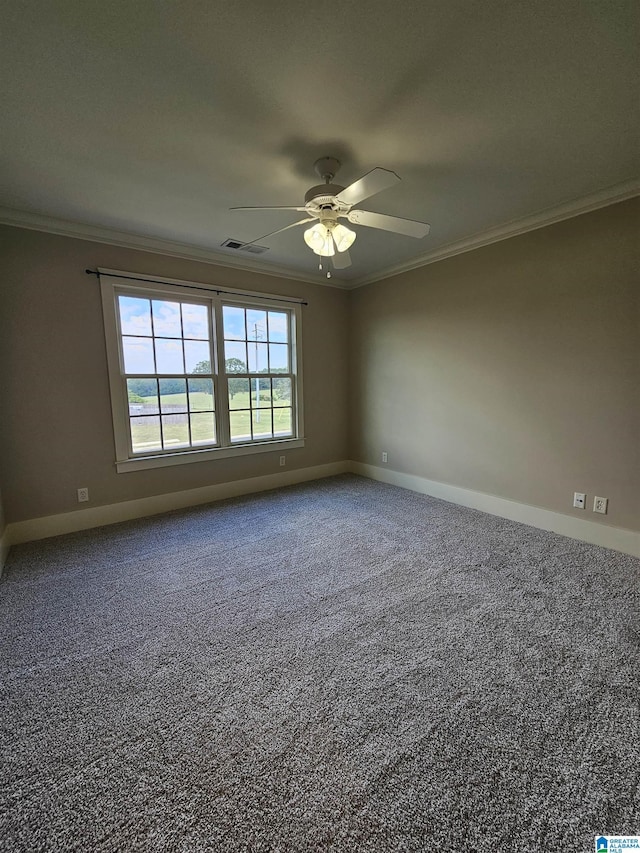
left=128, top=359, right=290, bottom=402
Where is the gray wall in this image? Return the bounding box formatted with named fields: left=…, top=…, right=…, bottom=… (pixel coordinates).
left=0, top=226, right=349, bottom=524
left=1, top=199, right=638, bottom=534
left=349, top=198, right=640, bottom=531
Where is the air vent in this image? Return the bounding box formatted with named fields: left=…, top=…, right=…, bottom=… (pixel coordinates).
left=221, top=238, right=269, bottom=255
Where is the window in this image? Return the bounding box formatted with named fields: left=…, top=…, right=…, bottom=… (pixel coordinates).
left=222, top=305, right=294, bottom=444
left=100, top=271, right=304, bottom=472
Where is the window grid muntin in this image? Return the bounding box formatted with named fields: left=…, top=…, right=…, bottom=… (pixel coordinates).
left=126, top=371, right=216, bottom=456
left=120, top=295, right=214, bottom=376
left=221, top=302, right=294, bottom=443
left=113, top=286, right=299, bottom=461
left=225, top=373, right=295, bottom=444
left=119, top=289, right=216, bottom=456
left=222, top=303, right=291, bottom=375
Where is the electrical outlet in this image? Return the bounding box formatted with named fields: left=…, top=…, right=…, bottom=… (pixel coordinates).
left=77, top=487, right=89, bottom=503
left=381, top=451, right=388, bottom=463
left=279, top=455, right=286, bottom=467
left=593, top=496, right=608, bottom=514
left=573, top=492, right=586, bottom=510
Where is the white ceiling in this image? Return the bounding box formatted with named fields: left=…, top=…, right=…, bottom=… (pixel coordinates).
left=1, top=0, right=638, bottom=285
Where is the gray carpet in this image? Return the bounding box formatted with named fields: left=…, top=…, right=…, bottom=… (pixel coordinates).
left=0, top=474, right=638, bottom=853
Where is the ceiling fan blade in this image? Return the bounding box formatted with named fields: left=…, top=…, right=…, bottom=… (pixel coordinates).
left=335, top=168, right=400, bottom=206
left=347, top=209, right=430, bottom=238
left=241, top=217, right=316, bottom=246
left=331, top=247, right=352, bottom=269
left=230, top=206, right=307, bottom=212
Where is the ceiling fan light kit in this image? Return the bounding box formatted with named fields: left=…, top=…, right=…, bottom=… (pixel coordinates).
left=304, top=223, right=333, bottom=256
left=231, top=157, right=430, bottom=275
left=303, top=220, right=356, bottom=257
left=304, top=222, right=335, bottom=257
left=331, top=222, right=357, bottom=252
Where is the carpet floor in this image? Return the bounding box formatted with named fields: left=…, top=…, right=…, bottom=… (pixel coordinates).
left=0, top=474, right=638, bottom=852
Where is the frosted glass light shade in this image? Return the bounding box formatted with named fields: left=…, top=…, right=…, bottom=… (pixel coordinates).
left=331, top=223, right=356, bottom=252
left=304, top=221, right=356, bottom=256
left=304, top=223, right=334, bottom=256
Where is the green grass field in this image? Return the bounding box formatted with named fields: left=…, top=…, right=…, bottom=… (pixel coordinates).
left=129, top=391, right=292, bottom=452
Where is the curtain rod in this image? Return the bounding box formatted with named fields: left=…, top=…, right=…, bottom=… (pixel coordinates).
left=85, top=269, right=308, bottom=306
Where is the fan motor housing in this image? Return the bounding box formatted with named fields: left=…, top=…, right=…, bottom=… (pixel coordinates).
left=304, top=183, right=345, bottom=205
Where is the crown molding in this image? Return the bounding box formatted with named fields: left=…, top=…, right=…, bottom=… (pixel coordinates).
left=1, top=179, right=637, bottom=291
left=351, top=179, right=640, bottom=288
left=0, top=206, right=346, bottom=288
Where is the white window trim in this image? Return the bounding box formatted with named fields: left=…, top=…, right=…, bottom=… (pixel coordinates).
left=99, top=269, right=305, bottom=473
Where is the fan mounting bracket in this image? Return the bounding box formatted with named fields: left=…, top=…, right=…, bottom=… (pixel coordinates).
left=313, top=157, right=341, bottom=183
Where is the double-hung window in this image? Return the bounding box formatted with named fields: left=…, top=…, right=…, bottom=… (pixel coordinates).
left=100, top=271, right=304, bottom=472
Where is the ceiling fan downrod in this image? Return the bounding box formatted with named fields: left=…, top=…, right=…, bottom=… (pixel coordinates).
left=313, top=156, right=341, bottom=183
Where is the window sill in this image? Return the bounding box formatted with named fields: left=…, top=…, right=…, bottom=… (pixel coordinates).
left=115, top=437, right=305, bottom=473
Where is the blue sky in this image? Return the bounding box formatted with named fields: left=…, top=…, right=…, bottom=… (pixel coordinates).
left=119, top=297, right=289, bottom=374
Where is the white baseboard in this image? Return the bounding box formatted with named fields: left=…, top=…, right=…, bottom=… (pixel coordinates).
left=350, top=462, right=640, bottom=558
left=0, top=528, right=9, bottom=576
left=5, top=461, right=350, bottom=547
left=4, top=460, right=638, bottom=559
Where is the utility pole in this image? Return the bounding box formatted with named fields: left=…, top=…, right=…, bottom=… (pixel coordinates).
left=252, top=323, right=264, bottom=422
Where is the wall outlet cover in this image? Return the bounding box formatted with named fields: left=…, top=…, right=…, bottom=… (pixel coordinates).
left=593, top=496, right=608, bottom=514
left=573, top=492, right=586, bottom=509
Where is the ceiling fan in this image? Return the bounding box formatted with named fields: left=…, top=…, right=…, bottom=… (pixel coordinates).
left=231, top=157, right=430, bottom=276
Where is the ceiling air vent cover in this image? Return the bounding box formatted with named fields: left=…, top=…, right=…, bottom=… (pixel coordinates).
left=221, top=238, right=269, bottom=255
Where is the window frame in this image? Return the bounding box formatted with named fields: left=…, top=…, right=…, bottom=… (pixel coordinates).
left=100, top=270, right=305, bottom=473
